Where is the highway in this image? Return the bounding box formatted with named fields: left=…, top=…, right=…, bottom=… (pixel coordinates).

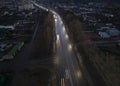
left=33, top=2, right=89, bottom=86
left=53, top=12, right=88, bottom=86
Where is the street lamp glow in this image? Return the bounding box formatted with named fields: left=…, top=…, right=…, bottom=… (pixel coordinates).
left=55, top=19, right=57, bottom=22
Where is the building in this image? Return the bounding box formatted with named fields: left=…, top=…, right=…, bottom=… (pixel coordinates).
left=19, top=4, right=34, bottom=10
left=98, top=31, right=110, bottom=39
left=0, top=25, right=15, bottom=30
left=19, top=2, right=34, bottom=10
left=0, top=0, right=16, bottom=8
left=106, top=28, right=120, bottom=37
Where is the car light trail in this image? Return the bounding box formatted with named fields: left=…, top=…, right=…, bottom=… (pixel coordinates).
left=61, top=78, right=65, bottom=86
left=65, top=69, right=70, bottom=79
left=56, top=34, right=60, bottom=47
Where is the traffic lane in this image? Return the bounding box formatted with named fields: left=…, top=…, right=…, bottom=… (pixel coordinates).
left=55, top=15, right=75, bottom=86
left=68, top=49, right=89, bottom=86
left=60, top=36, right=80, bottom=86
left=55, top=21, right=79, bottom=86
left=54, top=16, right=68, bottom=81
left=55, top=33, right=72, bottom=86
left=61, top=31, right=88, bottom=85
left=60, top=25, right=88, bottom=86
left=57, top=40, right=74, bottom=86
left=55, top=44, right=67, bottom=76
left=59, top=33, right=88, bottom=86
left=59, top=37, right=79, bottom=86
left=55, top=16, right=89, bottom=86
left=54, top=47, right=68, bottom=86
left=42, top=5, right=88, bottom=85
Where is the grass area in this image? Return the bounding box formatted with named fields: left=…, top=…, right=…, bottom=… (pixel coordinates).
left=13, top=68, right=52, bottom=86
left=0, top=73, right=13, bottom=86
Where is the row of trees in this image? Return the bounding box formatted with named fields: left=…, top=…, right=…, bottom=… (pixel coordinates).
left=43, top=11, right=54, bottom=56
left=31, top=11, right=54, bottom=59
left=60, top=11, right=120, bottom=86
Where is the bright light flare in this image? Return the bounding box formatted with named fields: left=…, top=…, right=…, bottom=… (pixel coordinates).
left=65, top=34, right=68, bottom=39
left=68, top=44, right=72, bottom=51
left=57, top=34, right=60, bottom=40
left=60, top=20, right=63, bottom=24
left=53, top=15, right=56, bottom=18
left=55, top=18, right=57, bottom=22
left=63, top=27, right=65, bottom=32
left=76, top=71, right=82, bottom=79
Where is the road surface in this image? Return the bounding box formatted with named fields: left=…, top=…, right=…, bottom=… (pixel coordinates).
left=33, top=2, right=89, bottom=86
left=53, top=12, right=88, bottom=86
